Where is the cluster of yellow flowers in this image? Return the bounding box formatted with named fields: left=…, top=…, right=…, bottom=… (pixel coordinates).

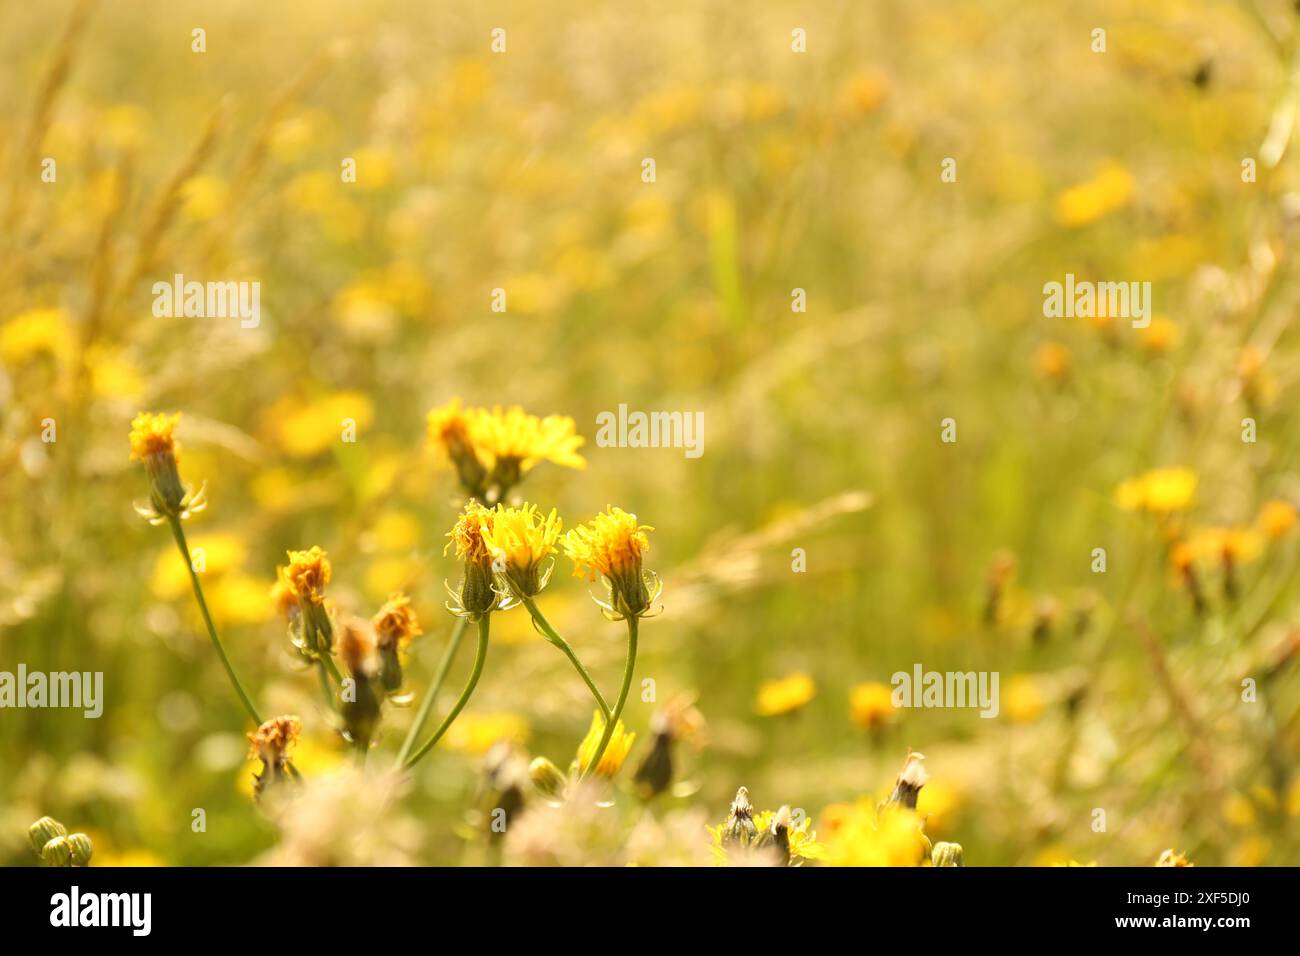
left=127, top=400, right=657, bottom=808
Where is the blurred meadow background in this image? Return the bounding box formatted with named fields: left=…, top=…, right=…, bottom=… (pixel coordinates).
left=2, top=0, right=1300, bottom=866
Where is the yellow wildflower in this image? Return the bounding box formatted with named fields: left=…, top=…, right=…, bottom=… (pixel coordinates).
left=444, top=502, right=499, bottom=619
left=468, top=404, right=586, bottom=490
left=850, top=681, right=896, bottom=732
left=754, top=672, right=816, bottom=716
left=1055, top=162, right=1134, bottom=227
left=427, top=397, right=488, bottom=495
left=576, top=711, right=635, bottom=778
left=372, top=591, right=422, bottom=651
left=1034, top=341, right=1071, bottom=382
left=1115, top=467, right=1197, bottom=514
left=1139, top=315, right=1180, bottom=354
left=562, top=506, right=659, bottom=620
left=284, top=546, right=331, bottom=607
left=129, top=411, right=205, bottom=522
left=480, top=503, right=563, bottom=599
left=1004, top=674, right=1045, bottom=723
left=821, top=799, right=928, bottom=867
left=1257, top=499, right=1298, bottom=540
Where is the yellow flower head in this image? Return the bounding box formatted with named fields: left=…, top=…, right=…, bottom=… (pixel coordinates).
left=336, top=616, right=379, bottom=679
left=1115, top=467, right=1197, bottom=514
left=129, top=411, right=205, bottom=522
left=128, top=411, right=181, bottom=463
left=247, top=715, right=301, bottom=766
left=285, top=546, right=332, bottom=607
left=372, top=591, right=422, bottom=651
left=1258, top=499, right=1298, bottom=540
left=480, top=503, right=563, bottom=598
left=754, top=672, right=816, bottom=716
left=445, top=502, right=499, bottom=619
left=850, top=681, right=896, bottom=732
left=271, top=565, right=299, bottom=619
left=468, top=404, right=586, bottom=488
left=427, top=398, right=488, bottom=495
left=563, top=506, right=658, bottom=620
left=576, top=710, right=636, bottom=779
left=820, top=799, right=928, bottom=867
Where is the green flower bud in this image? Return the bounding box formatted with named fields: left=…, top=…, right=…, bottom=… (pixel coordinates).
left=68, top=833, right=93, bottom=867
left=28, top=817, right=66, bottom=856
left=41, top=835, right=72, bottom=867
left=528, top=756, right=568, bottom=801
left=931, top=841, right=964, bottom=867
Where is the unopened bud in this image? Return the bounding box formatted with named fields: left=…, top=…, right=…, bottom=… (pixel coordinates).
left=528, top=757, right=568, bottom=800
left=28, top=816, right=66, bottom=855
left=68, top=833, right=94, bottom=867
left=41, top=835, right=72, bottom=867
left=931, top=841, right=964, bottom=867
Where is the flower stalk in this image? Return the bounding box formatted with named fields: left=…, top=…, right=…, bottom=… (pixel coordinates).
left=404, top=615, right=491, bottom=769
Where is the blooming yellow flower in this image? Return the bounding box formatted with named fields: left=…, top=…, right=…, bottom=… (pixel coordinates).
left=1257, top=499, right=1298, bottom=540
left=372, top=591, right=422, bottom=651
left=850, top=681, right=896, bottom=732
left=754, top=672, right=816, bottom=716
left=1115, top=467, right=1197, bottom=514
left=427, top=397, right=488, bottom=495
left=820, top=800, right=928, bottom=867
left=563, top=506, right=659, bottom=620
left=128, top=411, right=181, bottom=463
left=576, top=711, right=635, bottom=778
left=284, top=546, right=332, bottom=607
left=480, top=503, right=563, bottom=599
left=444, top=502, right=499, bottom=619
left=129, top=411, right=205, bottom=523
left=468, top=404, right=586, bottom=487
left=1054, top=162, right=1134, bottom=227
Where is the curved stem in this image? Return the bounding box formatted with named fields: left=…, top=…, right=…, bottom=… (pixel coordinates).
left=523, top=597, right=611, bottom=719
left=167, top=516, right=262, bottom=726
left=396, top=616, right=469, bottom=764
left=580, top=616, right=638, bottom=781
left=403, top=615, right=489, bottom=769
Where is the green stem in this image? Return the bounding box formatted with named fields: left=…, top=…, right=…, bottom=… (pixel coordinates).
left=522, top=597, right=611, bottom=720
left=167, top=516, right=262, bottom=726
left=581, top=616, right=638, bottom=781
left=396, top=616, right=469, bottom=764
left=403, top=616, right=489, bottom=769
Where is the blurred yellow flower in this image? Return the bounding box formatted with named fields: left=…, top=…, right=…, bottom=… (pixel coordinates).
left=469, top=404, right=587, bottom=484
left=1115, top=467, right=1197, bottom=514
left=1055, top=162, right=1134, bottom=227
left=284, top=545, right=331, bottom=606
left=576, top=711, right=635, bottom=778
left=274, top=391, right=375, bottom=458
left=1004, top=674, right=1045, bottom=723
left=1034, top=341, right=1071, bottom=381
left=821, top=801, right=927, bottom=867
left=443, top=712, right=530, bottom=756
left=849, top=681, right=895, bottom=732
left=839, top=70, right=890, bottom=116
left=151, top=531, right=248, bottom=600
left=1, top=307, right=73, bottom=366
left=1139, top=315, right=1180, bottom=354
left=1257, top=499, right=1297, bottom=540
left=754, top=672, right=816, bottom=716
left=179, top=175, right=229, bottom=222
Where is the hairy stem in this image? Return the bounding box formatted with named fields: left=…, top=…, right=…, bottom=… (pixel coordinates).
left=396, top=616, right=469, bottom=764
left=403, top=616, right=489, bottom=769
left=581, top=616, right=638, bottom=781
left=523, top=597, right=611, bottom=719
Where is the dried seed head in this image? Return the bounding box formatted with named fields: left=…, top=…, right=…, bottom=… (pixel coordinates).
left=887, top=750, right=929, bottom=810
